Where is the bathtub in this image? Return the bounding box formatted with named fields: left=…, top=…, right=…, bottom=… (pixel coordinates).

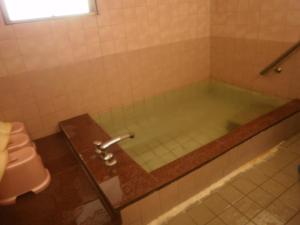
left=60, top=80, right=300, bottom=225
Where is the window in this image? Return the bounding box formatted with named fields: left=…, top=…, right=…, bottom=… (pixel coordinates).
left=0, top=0, right=97, bottom=24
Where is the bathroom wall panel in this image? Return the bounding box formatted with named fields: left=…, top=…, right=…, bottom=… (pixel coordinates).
left=0, top=0, right=210, bottom=138
left=210, top=0, right=300, bottom=99
left=0, top=0, right=210, bottom=77
left=0, top=38, right=210, bottom=138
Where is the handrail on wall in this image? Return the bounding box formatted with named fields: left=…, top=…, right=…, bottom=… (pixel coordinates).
left=260, top=40, right=300, bottom=75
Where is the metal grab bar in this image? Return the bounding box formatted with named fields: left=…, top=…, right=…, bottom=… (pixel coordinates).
left=260, top=40, right=300, bottom=75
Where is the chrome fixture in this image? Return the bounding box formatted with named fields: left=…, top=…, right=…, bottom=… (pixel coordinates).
left=260, top=40, right=300, bottom=75
left=101, top=133, right=135, bottom=150
left=94, top=133, right=135, bottom=166
left=274, top=67, right=282, bottom=73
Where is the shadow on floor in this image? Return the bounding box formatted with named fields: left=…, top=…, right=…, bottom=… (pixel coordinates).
left=0, top=133, right=111, bottom=225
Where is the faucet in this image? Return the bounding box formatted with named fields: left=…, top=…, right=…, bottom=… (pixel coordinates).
left=100, top=133, right=135, bottom=150
left=94, top=132, right=135, bottom=166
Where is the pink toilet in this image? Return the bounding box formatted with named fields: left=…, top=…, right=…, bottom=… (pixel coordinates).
left=0, top=146, right=50, bottom=205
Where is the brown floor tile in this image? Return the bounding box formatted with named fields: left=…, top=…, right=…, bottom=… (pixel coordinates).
left=219, top=206, right=249, bottom=225
left=0, top=133, right=111, bottom=225
left=161, top=133, right=300, bottom=225
left=278, top=182, right=300, bottom=210
left=60, top=199, right=110, bottom=225
left=0, top=191, right=60, bottom=225
left=272, top=172, right=298, bottom=188
left=165, top=213, right=195, bottom=225
left=245, top=222, right=255, bottom=225
left=261, top=179, right=286, bottom=197
left=286, top=212, right=300, bottom=225
left=286, top=138, right=300, bottom=155
left=266, top=151, right=298, bottom=171
left=216, top=184, right=244, bottom=204
left=253, top=210, right=284, bottom=225
left=186, top=203, right=215, bottom=225
left=266, top=199, right=297, bottom=223
left=248, top=187, right=275, bottom=208
left=255, top=162, right=278, bottom=177
left=35, top=133, right=78, bottom=175
left=281, top=133, right=300, bottom=148
left=276, top=150, right=299, bottom=165
left=231, top=178, right=257, bottom=195
left=206, top=218, right=226, bottom=225
left=281, top=158, right=300, bottom=179
left=203, top=193, right=230, bottom=215
left=241, top=168, right=269, bottom=185
left=233, top=197, right=262, bottom=219
left=0, top=165, right=105, bottom=225
left=52, top=166, right=99, bottom=210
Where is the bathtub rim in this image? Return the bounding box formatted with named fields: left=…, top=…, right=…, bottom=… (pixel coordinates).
left=59, top=99, right=300, bottom=215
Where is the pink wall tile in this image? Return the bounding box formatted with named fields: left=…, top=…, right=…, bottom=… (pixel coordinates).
left=0, top=40, right=20, bottom=59
left=211, top=0, right=300, bottom=100
left=1, top=0, right=298, bottom=139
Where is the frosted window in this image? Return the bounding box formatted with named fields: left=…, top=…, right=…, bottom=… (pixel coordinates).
left=1, top=0, right=95, bottom=23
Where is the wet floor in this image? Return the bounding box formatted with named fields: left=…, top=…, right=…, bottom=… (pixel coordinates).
left=0, top=133, right=111, bottom=225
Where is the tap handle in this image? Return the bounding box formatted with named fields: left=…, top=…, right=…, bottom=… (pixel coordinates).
left=93, top=140, right=102, bottom=148
left=93, top=141, right=103, bottom=154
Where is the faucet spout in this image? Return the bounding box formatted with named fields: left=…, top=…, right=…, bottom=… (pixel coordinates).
left=101, top=133, right=135, bottom=150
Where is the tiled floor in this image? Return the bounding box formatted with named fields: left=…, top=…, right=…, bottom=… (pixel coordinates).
left=164, top=133, right=300, bottom=225
left=1, top=133, right=299, bottom=225
left=0, top=133, right=111, bottom=225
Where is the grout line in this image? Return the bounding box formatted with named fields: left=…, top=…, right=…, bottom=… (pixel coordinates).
left=285, top=209, right=300, bottom=225
left=227, top=138, right=300, bottom=225
left=149, top=145, right=281, bottom=225
left=229, top=158, right=300, bottom=224
left=161, top=141, right=299, bottom=225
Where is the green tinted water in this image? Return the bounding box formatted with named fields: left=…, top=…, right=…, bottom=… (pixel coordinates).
left=95, top=81, right=285, bottom=172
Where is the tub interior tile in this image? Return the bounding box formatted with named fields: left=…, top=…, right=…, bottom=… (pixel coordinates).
left=95, top=81, right=288, bottom=172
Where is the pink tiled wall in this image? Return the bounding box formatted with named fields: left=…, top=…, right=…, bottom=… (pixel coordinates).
left=0, top=0, right=210, bottom=138
left=0, top=0, right=210, bottom=76
left=1, top=0, right=299, bottom=139
left=210, top=0, right=300, bottom=99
